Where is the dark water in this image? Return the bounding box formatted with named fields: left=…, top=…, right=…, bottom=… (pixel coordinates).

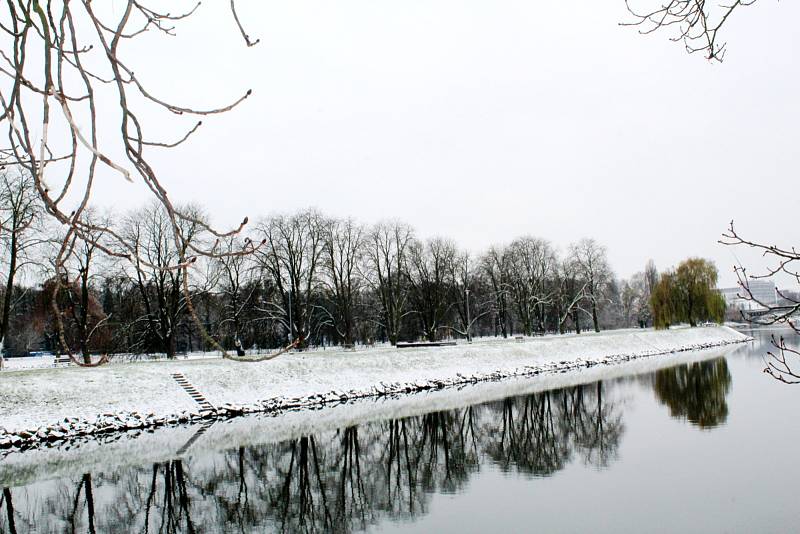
left=1, top=329, right=798, bottom=533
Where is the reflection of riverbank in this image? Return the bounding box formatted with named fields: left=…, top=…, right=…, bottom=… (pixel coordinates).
left=0, top=343, right=745, bottom=489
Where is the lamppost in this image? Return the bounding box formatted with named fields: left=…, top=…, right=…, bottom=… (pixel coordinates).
left=465, top=288, right=472, bottom=343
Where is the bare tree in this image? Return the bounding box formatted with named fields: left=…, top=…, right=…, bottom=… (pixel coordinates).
left=447, top=250, right=491, bottom=342
left=481, top=245, right=512, bottom=338
left=0, top=168, right=42, bottom=366
left=507, top=237, right=557, bottom=336
left=321, top=217, right=365, bottom=346
left=570, top=239, right=612, bottom=333
left=256, top=210, right=326, bottom=349
left=619, top=279, right=639, bottom=328
left=120, top=203, right=207, bottom=358
left=363, top=221, right=414, bottom=345
left=554, top=255, right=589, bottom=334
left=617, top=260, right=658, bottom=329
left=623, top=0, right=759, bottom=61
left=626, top=270, right=652, bottom=327
left=644, top=259, right=659, bottom=297
left=52, top=208, right=113, bottom=363
left=213, top=236, right=259, bottom=354
left=407, top=237, right=456, bottom=342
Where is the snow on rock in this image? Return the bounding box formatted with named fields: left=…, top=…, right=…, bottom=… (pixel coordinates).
left=0, top=326, right=750, bottom=452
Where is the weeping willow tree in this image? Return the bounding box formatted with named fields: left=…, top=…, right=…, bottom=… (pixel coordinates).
left=651, top=258, right=725, bottom=329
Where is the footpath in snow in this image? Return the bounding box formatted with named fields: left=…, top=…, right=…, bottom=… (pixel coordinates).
left=0, top=326, right=749, bottom=451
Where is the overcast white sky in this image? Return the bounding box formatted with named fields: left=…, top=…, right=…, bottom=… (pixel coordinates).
left=92, top=0, right=799, bottom=287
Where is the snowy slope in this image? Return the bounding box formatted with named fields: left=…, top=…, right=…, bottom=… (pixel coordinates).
left=0, top=326, right=748, bottom=441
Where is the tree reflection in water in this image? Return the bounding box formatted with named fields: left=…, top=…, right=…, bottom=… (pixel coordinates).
left=1, top=488, right=17, bottom=534
left=0, top=379, right=629, bottom=533
left=485, top=382, right=623, bottom=475
left=653, top=357, right=732, bottom=429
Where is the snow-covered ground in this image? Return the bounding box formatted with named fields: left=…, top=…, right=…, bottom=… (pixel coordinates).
left=0, top=326, right=748, bottom=447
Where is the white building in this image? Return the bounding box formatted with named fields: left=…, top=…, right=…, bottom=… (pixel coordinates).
left=719, top=280, right=777, bottom=310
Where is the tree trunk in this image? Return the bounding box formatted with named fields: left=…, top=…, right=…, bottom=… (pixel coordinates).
left=0, top=234, right=17, bottom=364
left=500, top=302, right=508, bottom=338
left=3, top=487, right=16, bottom=534
left=204, top=298, right=212, bottom=352
left=80, top=340, right=90, bottom=364
left=342, top=300, right=353, bottom=346
left=83, top=474, right=96, bottom=534
left=232, top=292, right=241, bottom=349
left=591, top=300, right=600, bottom=333
left=164, top=328, right=176, bottom=359
left=80, top=269, right=91, bottom=365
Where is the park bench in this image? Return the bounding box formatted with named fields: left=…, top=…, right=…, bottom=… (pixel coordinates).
left=396, top=341, right=457, bottom=349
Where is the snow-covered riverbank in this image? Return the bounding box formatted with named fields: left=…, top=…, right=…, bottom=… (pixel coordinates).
left=0, top=326, right=749, bottom=451
left=1, top=341, right=748, bottom=488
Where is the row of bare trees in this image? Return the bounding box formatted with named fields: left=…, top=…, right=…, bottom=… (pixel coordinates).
left=0, top=0, right=765, bottom=366
left=0, top=173, right=661, bottom=358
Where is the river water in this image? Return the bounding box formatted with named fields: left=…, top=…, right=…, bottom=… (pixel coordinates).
left=1, top=328, right=797, bottom=533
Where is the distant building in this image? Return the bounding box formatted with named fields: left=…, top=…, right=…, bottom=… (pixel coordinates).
left=719, top=280, right=777, bottom=310
left=778, top=289, right=800, bottom=305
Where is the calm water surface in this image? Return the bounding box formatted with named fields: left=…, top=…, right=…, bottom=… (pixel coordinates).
left=1, top=329, right=798, bottom=533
